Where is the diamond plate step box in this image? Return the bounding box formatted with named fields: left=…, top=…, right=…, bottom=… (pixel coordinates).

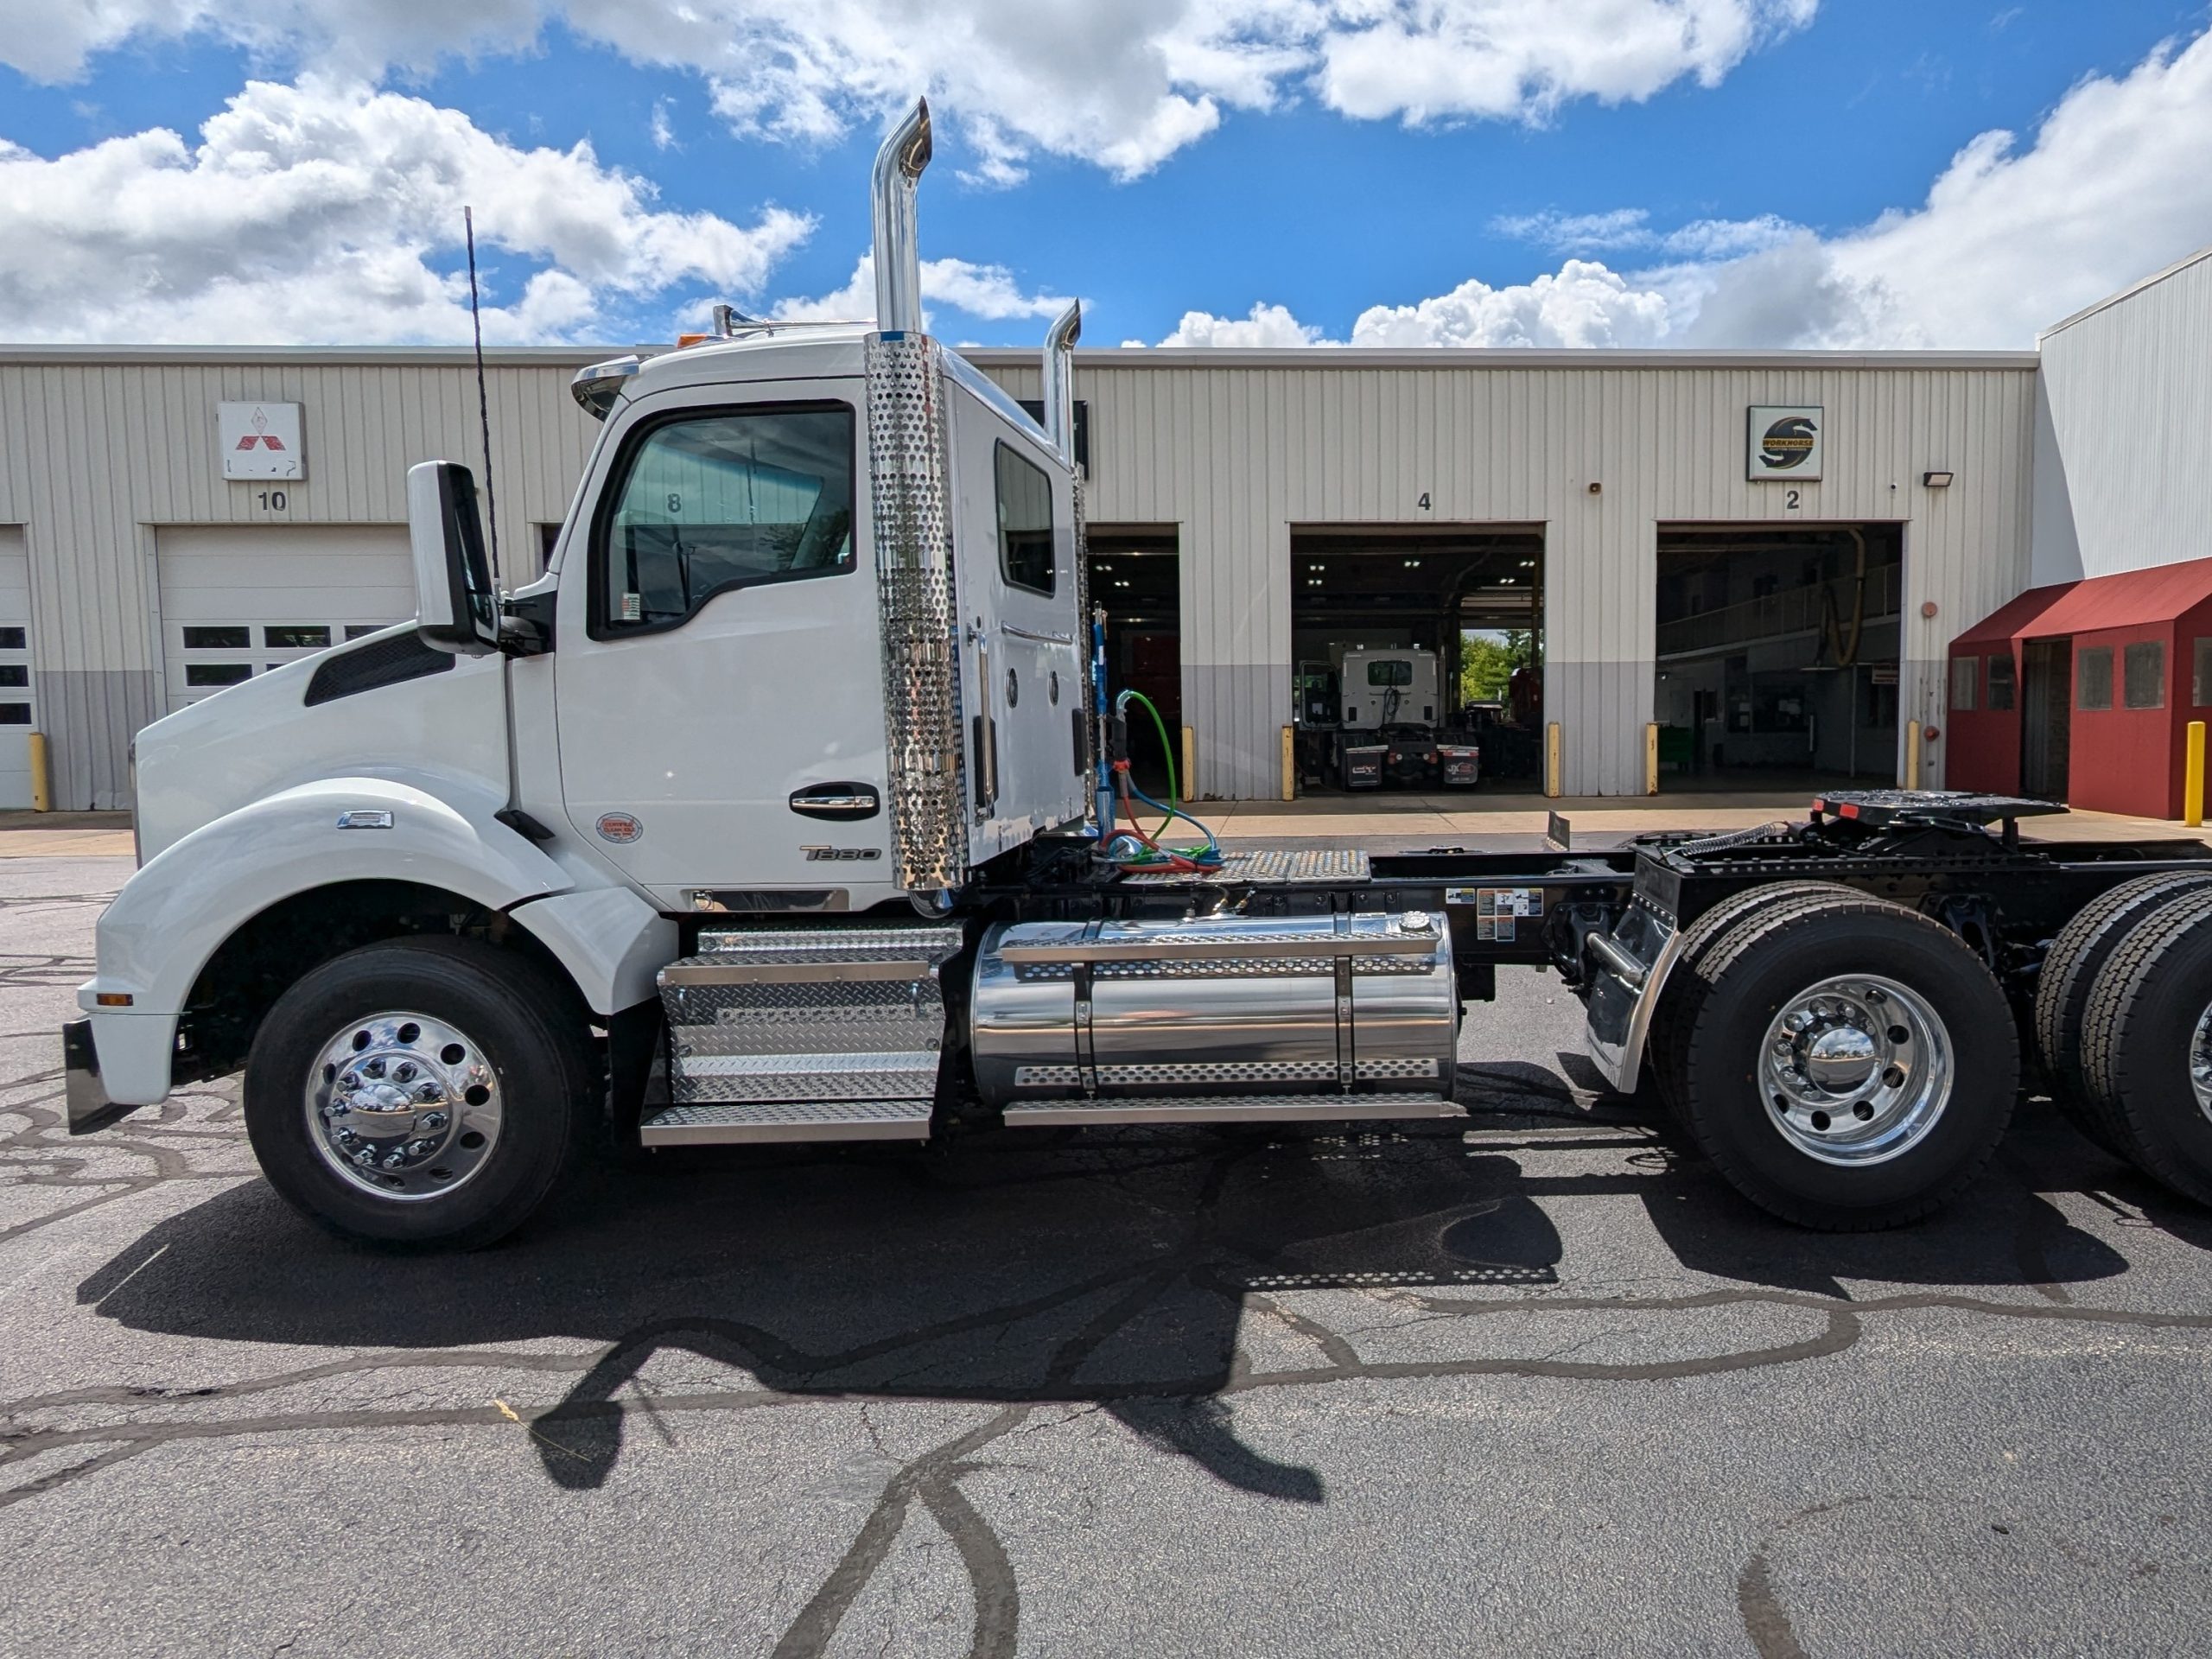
left=652, top=925, right=965, bottom=1142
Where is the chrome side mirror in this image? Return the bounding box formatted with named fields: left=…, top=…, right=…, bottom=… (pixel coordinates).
left=406, top=461, right=499, bottom=655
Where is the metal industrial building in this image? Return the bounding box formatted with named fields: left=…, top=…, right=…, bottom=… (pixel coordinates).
left=1, top=245, right=2204, bottom=811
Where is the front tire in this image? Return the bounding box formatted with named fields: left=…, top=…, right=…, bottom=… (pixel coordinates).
left=1679, top=893, right=2018, bottom=1230
left=244, top=938, right=594, bottom=1249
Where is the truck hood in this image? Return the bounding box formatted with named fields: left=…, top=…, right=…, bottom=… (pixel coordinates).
left=132, top=626, right=511, bottom=863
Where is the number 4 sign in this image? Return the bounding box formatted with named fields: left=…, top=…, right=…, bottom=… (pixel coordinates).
left=219, top=402, right=306, bottom=480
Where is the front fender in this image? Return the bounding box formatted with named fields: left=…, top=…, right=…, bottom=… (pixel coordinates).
left=83, top=776, right=575, bottom=1023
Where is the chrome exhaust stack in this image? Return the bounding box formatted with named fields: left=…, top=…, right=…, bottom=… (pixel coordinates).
left=871, top=99, right=932, bottom=334
left=1041, top=300, right=1082, bottom=467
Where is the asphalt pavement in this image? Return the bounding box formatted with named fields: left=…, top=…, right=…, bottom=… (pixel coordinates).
left=5, top=853, right=2212, bottom=1656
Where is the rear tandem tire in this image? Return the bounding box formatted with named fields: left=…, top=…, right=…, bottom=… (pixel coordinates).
left=1679, top=893, right=2018, bottom=1230
left=2031, top=870, right=2212, bottom=1155
left=243, top=937, right=595, bottom=1250
left=2078, top=888, right=2212, bottom=1208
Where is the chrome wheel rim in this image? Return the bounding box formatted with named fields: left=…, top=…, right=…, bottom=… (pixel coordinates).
left=1758, top=974, right=1952, bottom=1166
left=303, top=1012, right=502, bottom=1201
left=2190, top=1003, right=2212, bottom=1123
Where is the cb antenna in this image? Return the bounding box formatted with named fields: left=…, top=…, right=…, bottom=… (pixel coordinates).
left=463, top=206, right=503, bottom=593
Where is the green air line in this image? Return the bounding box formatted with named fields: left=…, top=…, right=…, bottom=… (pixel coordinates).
left=1120, top=689, right=1179, bottom=810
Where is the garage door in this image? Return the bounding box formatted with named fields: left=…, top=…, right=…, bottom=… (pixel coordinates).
left=157, top=525, right=413, bottom=706
left=0, top=527, right=31, bottom=809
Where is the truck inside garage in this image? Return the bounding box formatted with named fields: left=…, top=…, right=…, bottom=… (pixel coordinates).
left=1654, top=524, right=1903, bottom=791
left=1287, top=525, right=1544, bottom=792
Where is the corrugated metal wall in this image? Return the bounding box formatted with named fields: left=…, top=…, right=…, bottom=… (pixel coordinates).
left=2, top=343, right=2039, bottom=807
left=2033, top=249, right=2212, bottom=586
left=0, top=349, right=603, bottom=807
left=977, top=350, right=2041, bottom=798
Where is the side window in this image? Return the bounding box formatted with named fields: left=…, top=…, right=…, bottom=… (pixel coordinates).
left=995, top=442, right=1055, bottom=596
left=2076, top=645, right=2113, bottom=710
left=2124, top=640, right=2165, bottom=709
left=594, top=404, right=854, bottom=635
left=1948, top=656, right=1977, bottom=712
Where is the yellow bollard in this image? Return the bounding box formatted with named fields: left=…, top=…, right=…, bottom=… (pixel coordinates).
left=1545, top=721, right=1563, bottom=799
left=1904, top=720, right=1923, bottom=790
left=28, top=731, right=51, bottom=812
left=2188, top=721, right=2206, bottom=828
left=1644, top=721, right=1660, bottom=796
left=1181, top=725, right=1197, bottom=801
left=1280, top=724, right=1295, bottom=802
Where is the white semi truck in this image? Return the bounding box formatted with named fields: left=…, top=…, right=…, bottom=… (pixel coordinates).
left=1332, top=646, right=1478, bottom=790
left=60, top=102, right=2212, bottom=1247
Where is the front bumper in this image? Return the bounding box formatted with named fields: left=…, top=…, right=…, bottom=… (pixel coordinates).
left=60, top=1007, right=176, bottom=1131
left=61, top=1020, right=139, bottom=1135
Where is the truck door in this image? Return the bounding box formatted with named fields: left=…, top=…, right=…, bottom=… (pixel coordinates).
left=553, top=381, right=896, bottom=906
left=951, top=409, right=1087, bottom=861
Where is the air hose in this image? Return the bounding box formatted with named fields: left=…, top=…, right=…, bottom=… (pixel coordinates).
left=1103, top=688, right=1223, bottom=871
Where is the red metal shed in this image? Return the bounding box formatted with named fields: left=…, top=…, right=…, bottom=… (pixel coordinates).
left=1948, top=559, right=2212, bottom=817
left=1944, top=582, right=2076, bottom=797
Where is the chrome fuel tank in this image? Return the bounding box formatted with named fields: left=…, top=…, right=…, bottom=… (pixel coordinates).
left=969, top=912, right=1457, bottom=1106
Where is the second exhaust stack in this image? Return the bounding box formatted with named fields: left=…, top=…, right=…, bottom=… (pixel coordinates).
left=871, top=99, right=932, bottom=334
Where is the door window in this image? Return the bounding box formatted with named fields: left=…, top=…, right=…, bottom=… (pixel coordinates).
left=995, top=443, right=1055, bottom=596
left=594, top=404, right=855, bottom=636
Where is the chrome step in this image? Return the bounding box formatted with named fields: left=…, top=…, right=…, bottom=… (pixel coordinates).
left=639, top=1099, right=934, bottom=1146
left=1001, top=1092, right=1463, bottom=1128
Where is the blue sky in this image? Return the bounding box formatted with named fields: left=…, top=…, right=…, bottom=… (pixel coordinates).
left=3, top=2, right=2210, bottom=348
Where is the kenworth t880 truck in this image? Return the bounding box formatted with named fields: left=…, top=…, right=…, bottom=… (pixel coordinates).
left=59, top=101, right=2212, bottom=1248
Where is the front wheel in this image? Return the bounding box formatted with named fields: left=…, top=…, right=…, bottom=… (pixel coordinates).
left=244, top=937, right=594, bottom=1249
left=1679, top=893, right=2018, bottom=1230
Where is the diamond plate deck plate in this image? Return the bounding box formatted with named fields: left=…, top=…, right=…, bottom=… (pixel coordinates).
left=692, top=925, right=965, bottom=963
left=1002, top=1092, right=1460, bottom=1126
left=641, top=1099, right=933, bottom=1145
left=1116, top=848, right=1371, bottom=887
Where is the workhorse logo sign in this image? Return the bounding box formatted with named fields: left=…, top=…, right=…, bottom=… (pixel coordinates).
left=1747, top=405, right=1823, bottom=481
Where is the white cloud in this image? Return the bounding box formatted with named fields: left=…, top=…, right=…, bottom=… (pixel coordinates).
left=1154, top=263, right=1675, bottom=348
left=1493, top=206, right=1797, bottom=258
left=649, top=97, right=677, bottom=151
left=1157, top=26, right=2212, bottom=351
left=1351, top=262, right=1674, bottom=347
left=1491, top=207, right=1656, bottom=250
left=0, top=77, right=811, bottom=343
left=1312, top=0, right=1818, bottom=124
left=1155, top=302, right=1324, bottom=347
left=3, top=0, right=1819, bottom=181
left=771, top=253, right=1071, bottom=327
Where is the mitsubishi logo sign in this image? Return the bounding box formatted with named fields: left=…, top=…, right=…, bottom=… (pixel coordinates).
left=218, top=402, right=305, bottom=480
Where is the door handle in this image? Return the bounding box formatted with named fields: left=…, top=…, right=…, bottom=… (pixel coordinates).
left=789, top=783, right=880, bottom=821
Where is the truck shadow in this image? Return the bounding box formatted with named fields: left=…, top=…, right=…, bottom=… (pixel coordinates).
left=74, top=1116, right=2135, bottom=1497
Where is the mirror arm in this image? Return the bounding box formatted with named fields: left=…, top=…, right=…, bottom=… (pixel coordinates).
left=499, top=590, right=556, bottom=657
